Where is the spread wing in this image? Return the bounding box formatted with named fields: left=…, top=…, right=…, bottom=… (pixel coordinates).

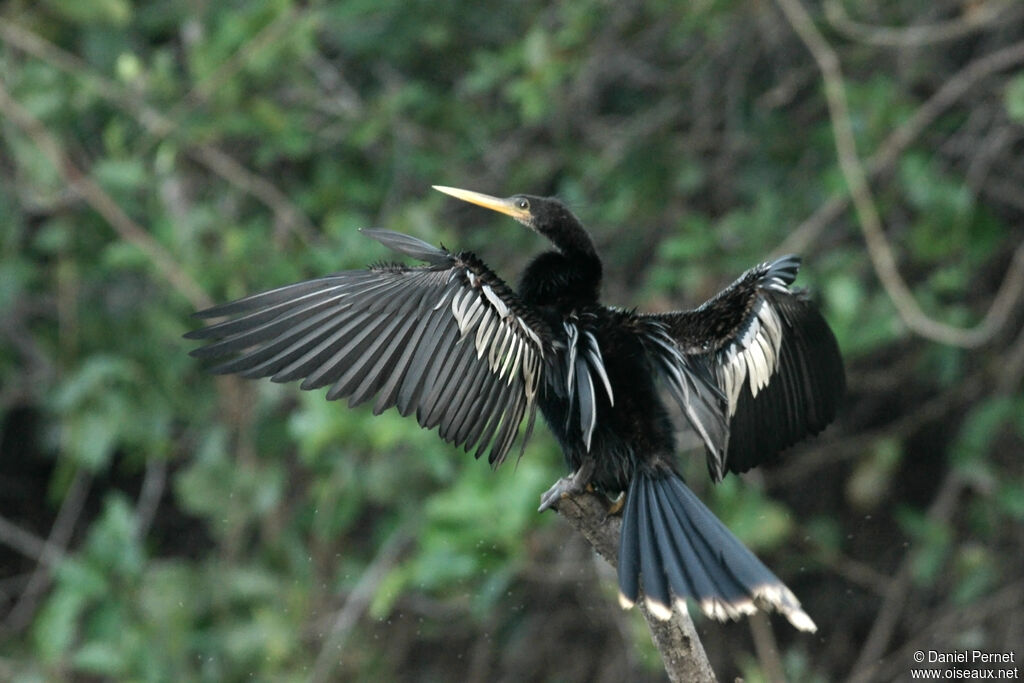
left=646, top=255, right=845, bottom=481
left=185, top=229, right=552, bottom=466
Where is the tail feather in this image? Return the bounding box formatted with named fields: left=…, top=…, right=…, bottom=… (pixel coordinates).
left=617, top=482, right=641, bottom=609
left=660, top=476, right=771, bottom=621
left=635, top=481, right=673, bottom=619
left=617, top=469, right=816, bottom=632
left=645, top=484, right=712, bottom=617
left=659, top=478, right=749, bottom=606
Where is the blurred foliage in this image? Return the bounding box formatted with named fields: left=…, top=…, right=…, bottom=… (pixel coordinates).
left=1, top=0, right=1023, bottom=681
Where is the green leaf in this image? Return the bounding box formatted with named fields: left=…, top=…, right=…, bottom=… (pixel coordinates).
left=85, top=495, right=143, bottom=578
left=54, top=558, right=109, bottom=600
left=846, top=437, right=902, bottom=510
left=896, top=506, right=952, bottom=587
left=93, top=158, right=147, bottom=194
left=951, top=544, right=997, bottom=605
left=1005, top=74, right=1024, bottom=122
left=65, top=411, right=120, bottom=470
left=712, top=476, right=794, bottom=551
left=41, top=0, right=131, bottom=25
left=805, top=516, right=843, bottom=558
left=33, top=589, right=87, bottom=664
left=950, top=397, right=1016, bottom=478
left=368, top=566, right=409, bottom=618
left=72, top=641, right=125, bottom=677
left=0, top=258, right=32, bottom=316
left=995, top=480, right=1024, bottom=521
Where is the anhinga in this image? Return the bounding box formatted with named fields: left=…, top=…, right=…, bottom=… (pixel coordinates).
left=186, top=186, right=844, bottom=631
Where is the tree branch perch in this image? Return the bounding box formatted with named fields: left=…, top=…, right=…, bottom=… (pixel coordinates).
left=553, top=491, right=717, bottom=683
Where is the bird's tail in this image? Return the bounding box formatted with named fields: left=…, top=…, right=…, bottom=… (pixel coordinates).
left=618, top=468, right=816, bottom=632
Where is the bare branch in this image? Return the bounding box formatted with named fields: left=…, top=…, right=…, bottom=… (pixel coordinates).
left=553, top=492, right=717, bottom=683
left=775, top=0, right=1024, bottom=349
left=312, top=526, right=413, bottom=683
left=0, top=22, right=318, bottom=246
left=824, top=0, right=1018, bottom=48
left=180, top=8, right=304, bottom=109
left=1, top=469, right=92, bottom=635
left=779, top=39, right=1024, bottom=256
left=0, top=516, right=62, bottom=568
left=0, top=76, right=213, bottom=310
left=846, top=472, right=966, bottom=683
left=134, top=457, right=167, bottom=540
left=749, top=612, right=787, bottom=683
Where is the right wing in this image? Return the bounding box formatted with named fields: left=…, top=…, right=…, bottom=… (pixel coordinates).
left=185, top=229, right=553, bottom=466
left=645, top=255, right=845, bottom=481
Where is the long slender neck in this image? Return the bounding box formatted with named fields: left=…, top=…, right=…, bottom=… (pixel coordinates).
left=549, top=220, right=599, bottom=263
left=519, top=221, right=603, bottom=310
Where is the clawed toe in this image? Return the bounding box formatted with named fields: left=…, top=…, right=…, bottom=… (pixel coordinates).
left=538, top=462, right=596, bottom=513
left=604, top=491, right=625, bottom=517
left=538, top=476, right=576, bottom=512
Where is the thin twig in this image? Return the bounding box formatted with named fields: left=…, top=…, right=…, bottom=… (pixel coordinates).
left=810, top=545, right=893, bottom=598
left=554, top=492, right=718, bottom=683
left=845, top=472, right=965, bottom=683
left=995, top=322, right=1024, bottom=397
left=749, top=612, right=786, bottom=683
left=189, top=146, right=316, bottom=246
left=0, top=516, right=62, bottom=568
left=778, top=38, right=1024, bottom=256
left=145, top=8, right=318, bottom=247
left=823, top=0, right=1016, bottom=48
left=871, top=579, right=1024, bottom=682
left=311, top=526, right=413, bottom=683
left=0, top=22, right=317, bottom=246
left=0, top=76, right=212, bottom=310
left=772, top=371, right=987, bottom=488
left=774, top=0, right=1024, bottom=349
left=1, top=469, right=92, bottom=635
left=134, top=457, right=167, bottom=540
left=180, top=9, right=303, bottom=109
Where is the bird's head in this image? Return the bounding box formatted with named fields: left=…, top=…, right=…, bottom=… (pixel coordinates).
left=433, top=185, right=587, bottom=251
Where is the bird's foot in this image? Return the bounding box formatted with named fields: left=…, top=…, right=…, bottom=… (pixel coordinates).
left=538, top=462, right=594, bottom=512
left=538, top=476, right=581, bottom=512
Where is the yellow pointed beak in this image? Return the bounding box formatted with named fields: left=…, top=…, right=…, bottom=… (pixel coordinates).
left=432, top=185, right=531, bottom=223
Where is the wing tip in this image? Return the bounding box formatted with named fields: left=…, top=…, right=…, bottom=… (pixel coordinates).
left=360, top=228, right=449, bottom=264
left=189, top=306, right=228, bottom=321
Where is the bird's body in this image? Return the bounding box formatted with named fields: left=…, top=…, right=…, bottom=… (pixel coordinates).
left=186, top=186, right=844, bottom=632
left=510, top=210, right=673, bottom=491
left=538, top=305, right=679, bottom=490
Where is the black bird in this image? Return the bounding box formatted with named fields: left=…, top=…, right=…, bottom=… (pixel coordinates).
left=185, top=186, right=844, bottom=631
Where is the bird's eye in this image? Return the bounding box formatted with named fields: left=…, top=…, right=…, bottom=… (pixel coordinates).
left=516, top=198, right=530, bottom=211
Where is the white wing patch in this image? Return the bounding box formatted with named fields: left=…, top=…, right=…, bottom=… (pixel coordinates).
left=562, top=320, right=615, bottom=450
left=715, top=298, right=784, bottom=416
left=451, top=280, right=544, bottom=404
left=189, top=230, right=552, bottom=468
left=643, top=323, right=728, bottom=463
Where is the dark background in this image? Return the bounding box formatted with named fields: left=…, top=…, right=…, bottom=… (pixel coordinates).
left=1, top=1, right=1022, bottom=681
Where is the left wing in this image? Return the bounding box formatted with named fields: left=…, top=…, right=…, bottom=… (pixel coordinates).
left=645, top=255, right=845, bottom=481
left=185, top=229, right=553, bottom=467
